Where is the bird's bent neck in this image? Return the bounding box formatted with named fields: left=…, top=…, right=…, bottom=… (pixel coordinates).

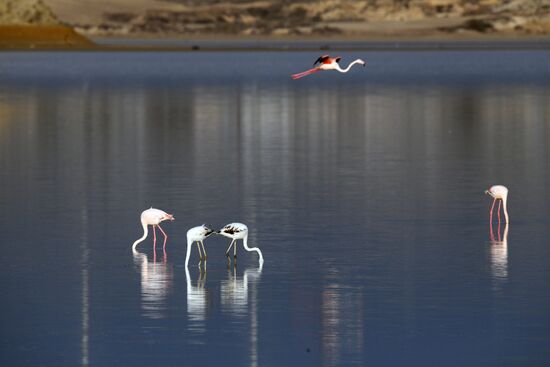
left=336, top=59, right=362, bottom=73
left=132, top=221, right=149, bottom=251
left=243, top=235, right=264, bottom=265
left=185, top=238, right=193, bottom=268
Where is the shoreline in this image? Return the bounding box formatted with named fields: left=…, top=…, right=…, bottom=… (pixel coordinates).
left=92, top=35, right=550, bottom=51
left=1, top=26, right=550, bottom=52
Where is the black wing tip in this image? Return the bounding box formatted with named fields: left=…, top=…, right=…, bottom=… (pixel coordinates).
left=314, top=54, right=330, bottom=66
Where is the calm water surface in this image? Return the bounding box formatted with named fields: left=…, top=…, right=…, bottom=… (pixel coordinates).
left=1, top=50, right=550, bottom=366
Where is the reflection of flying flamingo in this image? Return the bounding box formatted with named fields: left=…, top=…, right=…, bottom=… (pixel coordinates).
left=217, top=223, right=264, bottom=265
left=291, top=55, right=366, bottom=80
left=131, top=208, right=174, bottom=251
left=186, top=225, right=215, bottom=268
left=485, top=185, right=509, bottom=224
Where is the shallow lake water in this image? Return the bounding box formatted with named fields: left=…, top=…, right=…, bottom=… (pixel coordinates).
left=1, top=50, right=550, bottom=366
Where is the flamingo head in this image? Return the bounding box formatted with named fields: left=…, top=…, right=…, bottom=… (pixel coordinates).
left=164, top=213, right=175, bottom=221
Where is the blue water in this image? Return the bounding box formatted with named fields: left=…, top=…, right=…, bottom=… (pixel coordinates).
left=1, top=50, right=550, bottom=366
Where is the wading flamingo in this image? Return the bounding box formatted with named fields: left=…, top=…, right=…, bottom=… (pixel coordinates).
left=131, top=208, right=174, bottom=251
left=485, top=185, right=509, bottom=224
left=186, top=225, right=215, bottom=268
left=217, top=223, right=264, bottom=266
left=291, top=55, right=365, bottom=80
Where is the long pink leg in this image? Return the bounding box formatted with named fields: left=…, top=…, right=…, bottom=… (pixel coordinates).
left=489, top=220, right=494, bottom=242
left=489, top=198, right=496, bottom=223
left=153, top=225, right=157, bottom=249
left=291, top=68, right=320, bottom=80
left=157, top=224, right=168, bottom=249
left=497, top=200, right=502, bottom=224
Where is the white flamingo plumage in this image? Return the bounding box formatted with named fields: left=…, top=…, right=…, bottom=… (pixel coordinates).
left=291, top=55, right=366, bottom=80
left=131, top=208, right=175, bottom=251
left=217, top=223, right=264, bottom=266
left=185, top=225, right=215, bottom=268
left=485, top=185, right=509, bottom=224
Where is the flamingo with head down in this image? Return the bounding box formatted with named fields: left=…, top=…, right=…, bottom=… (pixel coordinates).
left=185, top=224, right=215, bottom=268
left=291, top=55, right=366, bottom=80
left=485, top=185, right=509, bottom=224
left=217, top=223, right=264, bottom=266
left=131, top=208, right=174, bottom=251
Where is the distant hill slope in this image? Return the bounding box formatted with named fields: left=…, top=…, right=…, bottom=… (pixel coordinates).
left=0, top=0, right=94, bottom=49
left=42, top=0, right=550, bottom=38
left=0, top=0, right=60, bottom=25
left=42, top=0, right=183, bottom=25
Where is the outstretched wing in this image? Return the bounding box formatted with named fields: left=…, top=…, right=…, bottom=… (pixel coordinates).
left=314, top=55, right=330, bottom=66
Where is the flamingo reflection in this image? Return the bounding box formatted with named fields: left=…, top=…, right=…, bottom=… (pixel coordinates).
left=221, top=264, right=263, bottom=367
left=489, top=222, right=509, bottom=288
left=185, top=266, right=210, bottom=332
left=132, top=249, right=173, bottom=319
left=221, top=263, right=263, bottom=315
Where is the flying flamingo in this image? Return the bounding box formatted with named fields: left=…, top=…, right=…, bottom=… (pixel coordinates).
left=185, top=225, right=215, bottom=268
left=291, top=55, right=366, bottom=79
left=485, top=185, right=509, bottom=224
left=131, top=208, right=175, bottom=251
left=217, top=223, right=264, bottom=266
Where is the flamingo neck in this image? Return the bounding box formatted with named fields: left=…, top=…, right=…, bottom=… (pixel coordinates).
left=185, top=238, right=193, bottom=268
left=132, top=221, right=149, bottom=251
left=335, top=59, right=363, bottom=73
left=243, top=235, right=264, bottom=265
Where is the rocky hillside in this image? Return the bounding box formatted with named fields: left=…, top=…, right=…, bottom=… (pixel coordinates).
left=29, top=0, right=550, bottom=38
left=0, top=0, right=60, bottom=25
left=0, top=0, right=93, bottom=49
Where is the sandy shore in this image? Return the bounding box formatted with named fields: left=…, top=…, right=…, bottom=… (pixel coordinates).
left=0, top=25, right=95, bottom=49
left=1, top=25, right=549, bottom=51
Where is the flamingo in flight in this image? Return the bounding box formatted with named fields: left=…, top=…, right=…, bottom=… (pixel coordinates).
left=131, top=208, right=174, bottom=251
left=485, top=185, right=509, bottom=224
left=185, top=224, right=215, bottom=268
left=217, top=223, right=264, bottom=266
left=291, top=55, right=366, bottom=80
